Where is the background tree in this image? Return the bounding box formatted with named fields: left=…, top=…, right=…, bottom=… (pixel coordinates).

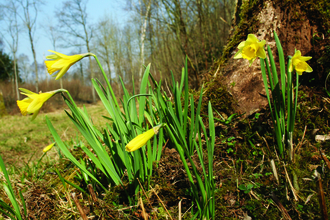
left=94, top=15, right=115, bottom=84
left=122, top=0, right=235, bottom=89
left=41, top=16, right=64, bottom=88
left=17, top=0, right=42, bottom=92
left=17, top=53, right=31, bottom=83
left=0, top=0, right=21, bottom=99
left=0, top=50, right=14, bottom=83
left=57, top=0, right=96, bottom=103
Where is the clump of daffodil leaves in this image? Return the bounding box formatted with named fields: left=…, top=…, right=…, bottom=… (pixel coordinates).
left=234, top=31, right=312, bottom=159
left=16, top=46, right=218, bottom=219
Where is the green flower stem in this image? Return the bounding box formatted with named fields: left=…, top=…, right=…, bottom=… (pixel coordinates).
left=60, top=89, right=79, bottom=110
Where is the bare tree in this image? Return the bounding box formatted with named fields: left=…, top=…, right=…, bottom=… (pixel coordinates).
left=138, top=0, right=152, bottom=81
left=125, top=0, right=152, bottom=82
left=17, top=53, right=31, bottom=83
left=0, top=0, right=21, bottom=99
left=41, top=16, right=64, bottom=88
left=57, top=0, right=96, bottom=103
left=95, top=15, right=115, bottom=84
left=17, top=0, right=42, bottom=92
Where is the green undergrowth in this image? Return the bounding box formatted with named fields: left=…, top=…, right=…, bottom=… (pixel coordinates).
left=1, top=86, right=330, bottom=219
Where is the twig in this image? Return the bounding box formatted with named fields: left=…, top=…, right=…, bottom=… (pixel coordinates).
left=270, top=192, right=292, bottom=220
left=71, top=192, right=88, bottom=220
left=182, top=204, right=193, bottom=218
left=250, top=190, right=260, bottom=200
left=161, top=139, right=169, bottom=153
left=270, top=159, right=279, bottom=185
left=252, top=154, right=265, bottom=173
left=117, top=204, right=139, bottom=211
left=137, top=179, right=158, bottom=219
left=319, top=149, right=330, bottom=171
left=178, top=199, right=182, bottom=220
left=295, top=125, right=307, bottom=153
left=315, top=171, right=329, bottom=220
left=257, top=132, right=271, bottom=153
left=87, top=184, right=98, bottom=203
left=283, top=162, right=298, bottom=201
left=139, top=197, right=148, bottom=220
left=150, top=185, right=173, bottom=220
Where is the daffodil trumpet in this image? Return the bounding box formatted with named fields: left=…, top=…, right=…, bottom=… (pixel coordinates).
left=17, top=88, right=66, bottom=120
left=234, top=34, right=266, bottom=66
left=125, top=124, right=164, bottom=152
left=45, top=50, right=93, bottom=80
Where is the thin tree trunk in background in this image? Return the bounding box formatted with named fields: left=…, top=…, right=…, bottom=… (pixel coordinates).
left=29, top=29, right=38, bottom=92
left=86, top=42, right=95, bottom=103
left=197, top=0, right=208, bottom=69
left=138, top=0, right=152, bottom=81
left=18, top=0, right=40, bottom=92
left=88, top=55, right=95, bottom=103
left=13, top=52, right=19, bottom=100
left=106, top=50, right=112, bottom=84
left=79, top=59, right=84, bottom=85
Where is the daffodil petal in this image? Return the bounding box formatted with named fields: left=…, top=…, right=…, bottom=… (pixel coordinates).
left=299, top=56, right=312, bottom=62
left=19, top=88, right=37, bottom=95
left=47, top=50, right=67, bottom=58
left=55, top=65, right=71, bottom=80
left=306, top=65, right=313, bottom=72
left=256, top=46, right=266, bottom=59
left=234, top=50, right=243, bottom=59
left=246, top=34, right=259, bottom=43
left=31, top=109, right=40, bottom=121
left=17, top=98, right=33, bottom=116
left=237, top=41, right=246, bottom=49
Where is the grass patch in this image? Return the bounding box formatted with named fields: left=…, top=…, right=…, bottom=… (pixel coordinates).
left=0, top=102, right=108, bottom=166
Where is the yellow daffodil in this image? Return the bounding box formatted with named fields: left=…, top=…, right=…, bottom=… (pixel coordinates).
left=234, top=34, right=266, bottom=66
left=43, top=143, right=55, bottom=153
left=17, top=88, right=61, bottom=120
left=125, top=124, right=163, bottom=152
left=289, top=50, right=312, bottom=75
left=45, top=50, right=91, bottom=80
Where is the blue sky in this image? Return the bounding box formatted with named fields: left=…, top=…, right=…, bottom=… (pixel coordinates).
left=2, top=0, right=130, bottom=64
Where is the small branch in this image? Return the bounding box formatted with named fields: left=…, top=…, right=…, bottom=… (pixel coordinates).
left=87, top=184, right=98, bottom=203
left=283, top=162, right=298, bottom=201
left=150, top=185, right=173, bottom=220
left=71, top=192, right=88, bottom=220
left=315, top=171, right=329, bottom=220
left=270, top=192, right=292, bottom=220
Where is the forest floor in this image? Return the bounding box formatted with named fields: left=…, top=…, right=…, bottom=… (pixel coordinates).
left=0, top=85, right=330, bottom=219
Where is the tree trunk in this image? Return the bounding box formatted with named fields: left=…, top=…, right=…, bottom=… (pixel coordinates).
left=13, top=52, right=19, bottom=100
left=216, top=0, right=330, bottom=115
left=138, top=0, right=152, bottom=81
left=28, top=29, right=38, bottom=92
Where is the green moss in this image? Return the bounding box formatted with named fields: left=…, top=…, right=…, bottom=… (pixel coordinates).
left=195, top=77, right=236, bottom=119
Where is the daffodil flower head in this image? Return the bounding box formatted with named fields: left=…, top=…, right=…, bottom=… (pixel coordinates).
left=234, top=34, right=266, bottom=66
left=45, top=50, right=91, bottom=80
left=17, top=88, right=62, bottom=121
left=125, top=124, right=163, bottom=152
left=43, top=142, right=55, bottom=153
left=289, top=50, right=312, bottom=75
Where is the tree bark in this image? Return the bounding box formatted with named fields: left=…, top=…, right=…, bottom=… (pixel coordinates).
left=138, top=0, right=152, bottom=81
